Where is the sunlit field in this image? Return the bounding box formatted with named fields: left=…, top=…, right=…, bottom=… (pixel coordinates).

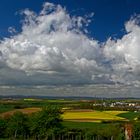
left=0, top=99, right=140, bottom=123
left=103, top=111, right=128, bottom=115
left=0, top=108, right=128, bottom=122
left=62, top=110, right=128, bottom=122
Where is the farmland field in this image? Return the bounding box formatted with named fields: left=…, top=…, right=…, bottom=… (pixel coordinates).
left=103, top=111, right=128, bottom=115
left=62, top=121, right=120, bottom=129
left=0, top=99, right=140, bottom=123
left=117, top=111, right=140, bottom=121
left=0, top=108, right=128, bottom=122
left=62, top=110, right=128, bottom=122
left=0, top=104, right=14, bottom=113
left=0, top=107, right=41, bottom=118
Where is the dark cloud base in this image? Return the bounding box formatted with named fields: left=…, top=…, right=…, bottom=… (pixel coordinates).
left=0, top=85, right=139, bottom=98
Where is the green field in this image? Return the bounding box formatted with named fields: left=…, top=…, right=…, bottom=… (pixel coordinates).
left=117, top=111, right=140, bottom=121
left=62, top=121, right=119, bottom=129
left=62, top=121, right=122, bottom=138
left=0, top=104, right=15, bottom=113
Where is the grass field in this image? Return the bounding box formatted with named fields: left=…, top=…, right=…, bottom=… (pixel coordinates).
left=62, top=121, right=119, bottom=129
left=0, top=104, right=16, bottom=113
left=117, top=111, right=140, bottom=121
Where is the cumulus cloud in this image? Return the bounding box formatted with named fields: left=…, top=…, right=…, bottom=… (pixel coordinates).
left=0, top=2, right=140, bottom=86
left=104, top=16, right=140, bottom=85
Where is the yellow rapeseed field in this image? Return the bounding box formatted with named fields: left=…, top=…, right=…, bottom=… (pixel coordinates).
left=62, top=110, right=127, bottom=122
left=103, top=111, right=128, bottom=115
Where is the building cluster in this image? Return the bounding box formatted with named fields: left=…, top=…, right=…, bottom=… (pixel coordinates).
left=92, top=101, right=140, bottom=111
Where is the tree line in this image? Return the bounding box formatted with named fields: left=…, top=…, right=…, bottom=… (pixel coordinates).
left=0, top=105, right=139, bottom=140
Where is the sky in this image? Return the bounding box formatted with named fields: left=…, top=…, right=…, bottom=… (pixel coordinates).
left=1, top=0, right=140, bottom=41
left=0, top=0, right=140, bottom=97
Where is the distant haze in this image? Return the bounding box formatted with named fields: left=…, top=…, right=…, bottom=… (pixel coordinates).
left=0, top=85, right=139, bottom=98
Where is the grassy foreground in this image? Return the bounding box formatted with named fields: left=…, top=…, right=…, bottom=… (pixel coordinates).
left=62, top=121, right=120, bottom=129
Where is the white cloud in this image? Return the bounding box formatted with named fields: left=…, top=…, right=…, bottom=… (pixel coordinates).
left=0, top=2, right=140, bottom=86
left=104, top=16, right=140, bottom=85
left=8, top=27, right=17, bottom=34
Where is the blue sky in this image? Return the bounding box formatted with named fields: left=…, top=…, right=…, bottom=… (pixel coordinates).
left=0, top=0, right=140, bottom=98
left=0, top=0, right=140, bottom=41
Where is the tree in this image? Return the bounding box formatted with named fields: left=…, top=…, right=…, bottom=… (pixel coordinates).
left=7, top=111, right=29, bottom=139
left=133, top=123, right=140, bottom=140
left=30, top=105, right=63, bottom=139
left=0, top=117, right=7, bottom=138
